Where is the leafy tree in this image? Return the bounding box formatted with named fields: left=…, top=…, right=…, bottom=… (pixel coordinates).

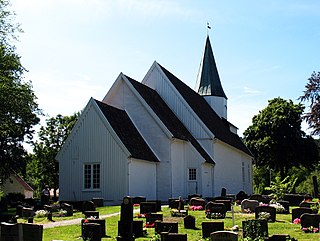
left=244, top=97, right=318, bottom=178
left=299, top=71, right=320, bottom=135
left=265, top=175, right=297, bottom=200
left=27, top=113, right=78, bottom=198
left=0, top=0, right=40, bottom=183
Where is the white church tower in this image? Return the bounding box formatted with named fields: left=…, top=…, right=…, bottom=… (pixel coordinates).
left=195, top=36, right=228, bottom=119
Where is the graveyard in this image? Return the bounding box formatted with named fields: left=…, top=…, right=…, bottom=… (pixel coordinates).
left=1, top=195, right=320, bottom=240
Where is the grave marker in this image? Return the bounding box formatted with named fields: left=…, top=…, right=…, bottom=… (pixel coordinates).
left=202, top=221, right=224, bottom=238
left=117, top=196, right=134, bottom=240
left=210, top=231, right=238, bottom=241
left=242, top=220, right=268, bottom=239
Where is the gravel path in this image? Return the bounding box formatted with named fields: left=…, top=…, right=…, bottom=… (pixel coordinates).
left=43, top=212, right=120, bottom=229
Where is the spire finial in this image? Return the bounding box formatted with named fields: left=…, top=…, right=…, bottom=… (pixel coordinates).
left=207, top=22, right=211, bottom=36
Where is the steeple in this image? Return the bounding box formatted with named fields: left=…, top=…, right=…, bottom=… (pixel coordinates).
left=195, top=35, right=228, bottom=119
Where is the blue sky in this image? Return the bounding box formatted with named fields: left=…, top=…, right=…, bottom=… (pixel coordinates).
left=12, top=0, right=320, bottom=136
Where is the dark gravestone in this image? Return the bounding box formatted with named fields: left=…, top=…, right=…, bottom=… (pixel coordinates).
left=146, top=213, right=163, bottom=224
left=22, top=207, right=34, bottom=218
left=117, top=196, right=134, bottom=240
left=205, top=202, right=227, bottom=219
left=241, top=199, right=259, bottom=213
left=61, top=203, right=73, bottom=216
left=189, top=197, right=206, bottom=208
left=312, top=175, right=319, bottom=198
left=82, top=223, right=101, bottom=241
left=283, top=194, right=305, bottom=206
left=220, top=187, right=227, bottom=197
left=148, top=200, right=162, bottom=212
left=214, top=199, right=232, bottom=211
left=210, top=231, right=238, bottom=241
left=300, top=213, right=320, bottom=228
left=84, top=211, right=99, bottom=219
left=0, top=222, right=20, bottom=241
left=184, top=215, right=195, bottom=229
left=277, top=200, right=290, bottom=214
left=155, top=221, right=178, bottom=234
left=299, top=201, right=319, bottom=213
left=255, top=206, right=276, bottom=222
left=133, top=220, right=144, bottom=238
left=202, top=221, right=224, bottom=238
left=21, top=223, right=43, bottom=241
left=140, top=202, right=157, bottom=214
left=242, top=220, right=268, bottom=239
left=82, top=219, right=106, bottom=237
left=170, top=199, right=184, bottom=210
left=161, top=232, right=187, bottom=241
left=291, top=207, right=313, bottom=223
left=168, top=198, right=179, bottom=208
left=82, top=201, right=96, bottom=212
left=268, top=234, right=290, bottom=241
left=91, top=198, right=104, bottom=207
left=132, top=196, right=146, bottom=205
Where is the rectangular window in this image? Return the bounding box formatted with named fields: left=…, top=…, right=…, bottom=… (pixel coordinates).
left=84, top=163, right=100, bottom=190
left=188, top=168, right=197, bottom=181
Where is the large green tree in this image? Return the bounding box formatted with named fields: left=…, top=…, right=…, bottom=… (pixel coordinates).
left=243, top=97, right=318, bottom=178
left=299, top=71, right=320, bottom=135
left=0, top=0, right=40, bottom=183
left=27, top=113, right=78, bottom=198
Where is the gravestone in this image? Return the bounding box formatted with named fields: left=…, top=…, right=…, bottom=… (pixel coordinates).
left=84, top=211, right=99, bottom=219
left=117, top=196, right=134, bottom=240
left=21, top=223, right=43, bottom=241
left=21, top=207, right=34, bottom=218
left=147, top=200, right=162, bottom=212
left=91, top=198, right=104, bottom=207
left=291, top=207, right=312, bottom=223
left=210, top=231, right=238, bottom=241
left=300, top=213, right=320, bottom=228
left=312, top=175, right=319, bottom=198
left=283, top=194, right=305, bottom=206
left=268, top=234, right=290, bottom=241
left=61, top=203, right=73, bottom=216
left=277, top=201, right=290, bottom=214
left=140, top=202, right=157, bottom=214
left=132, top=196, right=146, bottom=205
left=202, top=221, right=224, bottom=238
left=82, top=223, right=101, bottom=241
left=241, top=199, right=259, bottom=213
left=82, top=201, right=96, bottom=212
left=221, top=188, right=227, bottom=197
left=242, top=220, right=268, bottom=239
left=214, top=199, right=231, bottom=211
left=154, top=221, right=178, bottom=234
left=0, top=222, right=21, bottom=241
left=184, top=215, right=195, bottom=229
left=189, top=197, right=206, bottom=208
left=16, top=205, right=23, bottom=217
left=81, top=219, right=106, bottom=237
left=255, top=206, right=276, bottom=222
left=168, top=198, right=179, bottom=209
left=205, top=202, right=227, bottom=219
left=132, top=220, right=144, bottom=238
left=146, top=213, right=163, bottom=224
left=161, top=232, right=187, bottom=241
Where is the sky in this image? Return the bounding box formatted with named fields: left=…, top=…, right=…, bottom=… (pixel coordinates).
left=10, top=0, right=320, bottom=136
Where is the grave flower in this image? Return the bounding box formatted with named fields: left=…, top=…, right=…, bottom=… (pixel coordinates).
left=293, top=218, right=300, bottom=224
left=302, top=226, right=319, bottom=233
left=258, top=211, right=271, bottom=221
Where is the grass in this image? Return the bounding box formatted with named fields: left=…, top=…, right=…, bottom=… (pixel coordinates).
left=38, top=205, right=320, bottom=241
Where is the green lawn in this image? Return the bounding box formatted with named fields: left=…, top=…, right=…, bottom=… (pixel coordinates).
left=39, top=205, right=320, bottom=241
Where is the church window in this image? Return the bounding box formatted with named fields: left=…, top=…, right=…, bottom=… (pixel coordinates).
left=84, top=163, right=100, bottom=190
left=188, top=168, right=197, bottom=181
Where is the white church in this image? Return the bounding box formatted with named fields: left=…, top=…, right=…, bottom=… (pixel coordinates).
left=56, top=36, right=253, bottom=204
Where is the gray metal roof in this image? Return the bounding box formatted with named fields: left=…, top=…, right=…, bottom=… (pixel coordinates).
left=195, top=36, right=227, bottom=98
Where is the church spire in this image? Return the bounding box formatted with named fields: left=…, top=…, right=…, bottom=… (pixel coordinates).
left=195, top=35, right=227, bottom=99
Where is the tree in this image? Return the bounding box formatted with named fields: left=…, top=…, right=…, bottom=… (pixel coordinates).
left=299, top=71, right=320, bottom=135
left=27, top=113, right=78, bottom=198
left=0, top=0, right=40, bottom=183
left=243, top=97, right=318, bottom=178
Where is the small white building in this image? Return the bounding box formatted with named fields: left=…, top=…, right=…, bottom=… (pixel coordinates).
left=56, top=36, right=253, bottom=204
left=2, top=174, right=34, bottom=199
